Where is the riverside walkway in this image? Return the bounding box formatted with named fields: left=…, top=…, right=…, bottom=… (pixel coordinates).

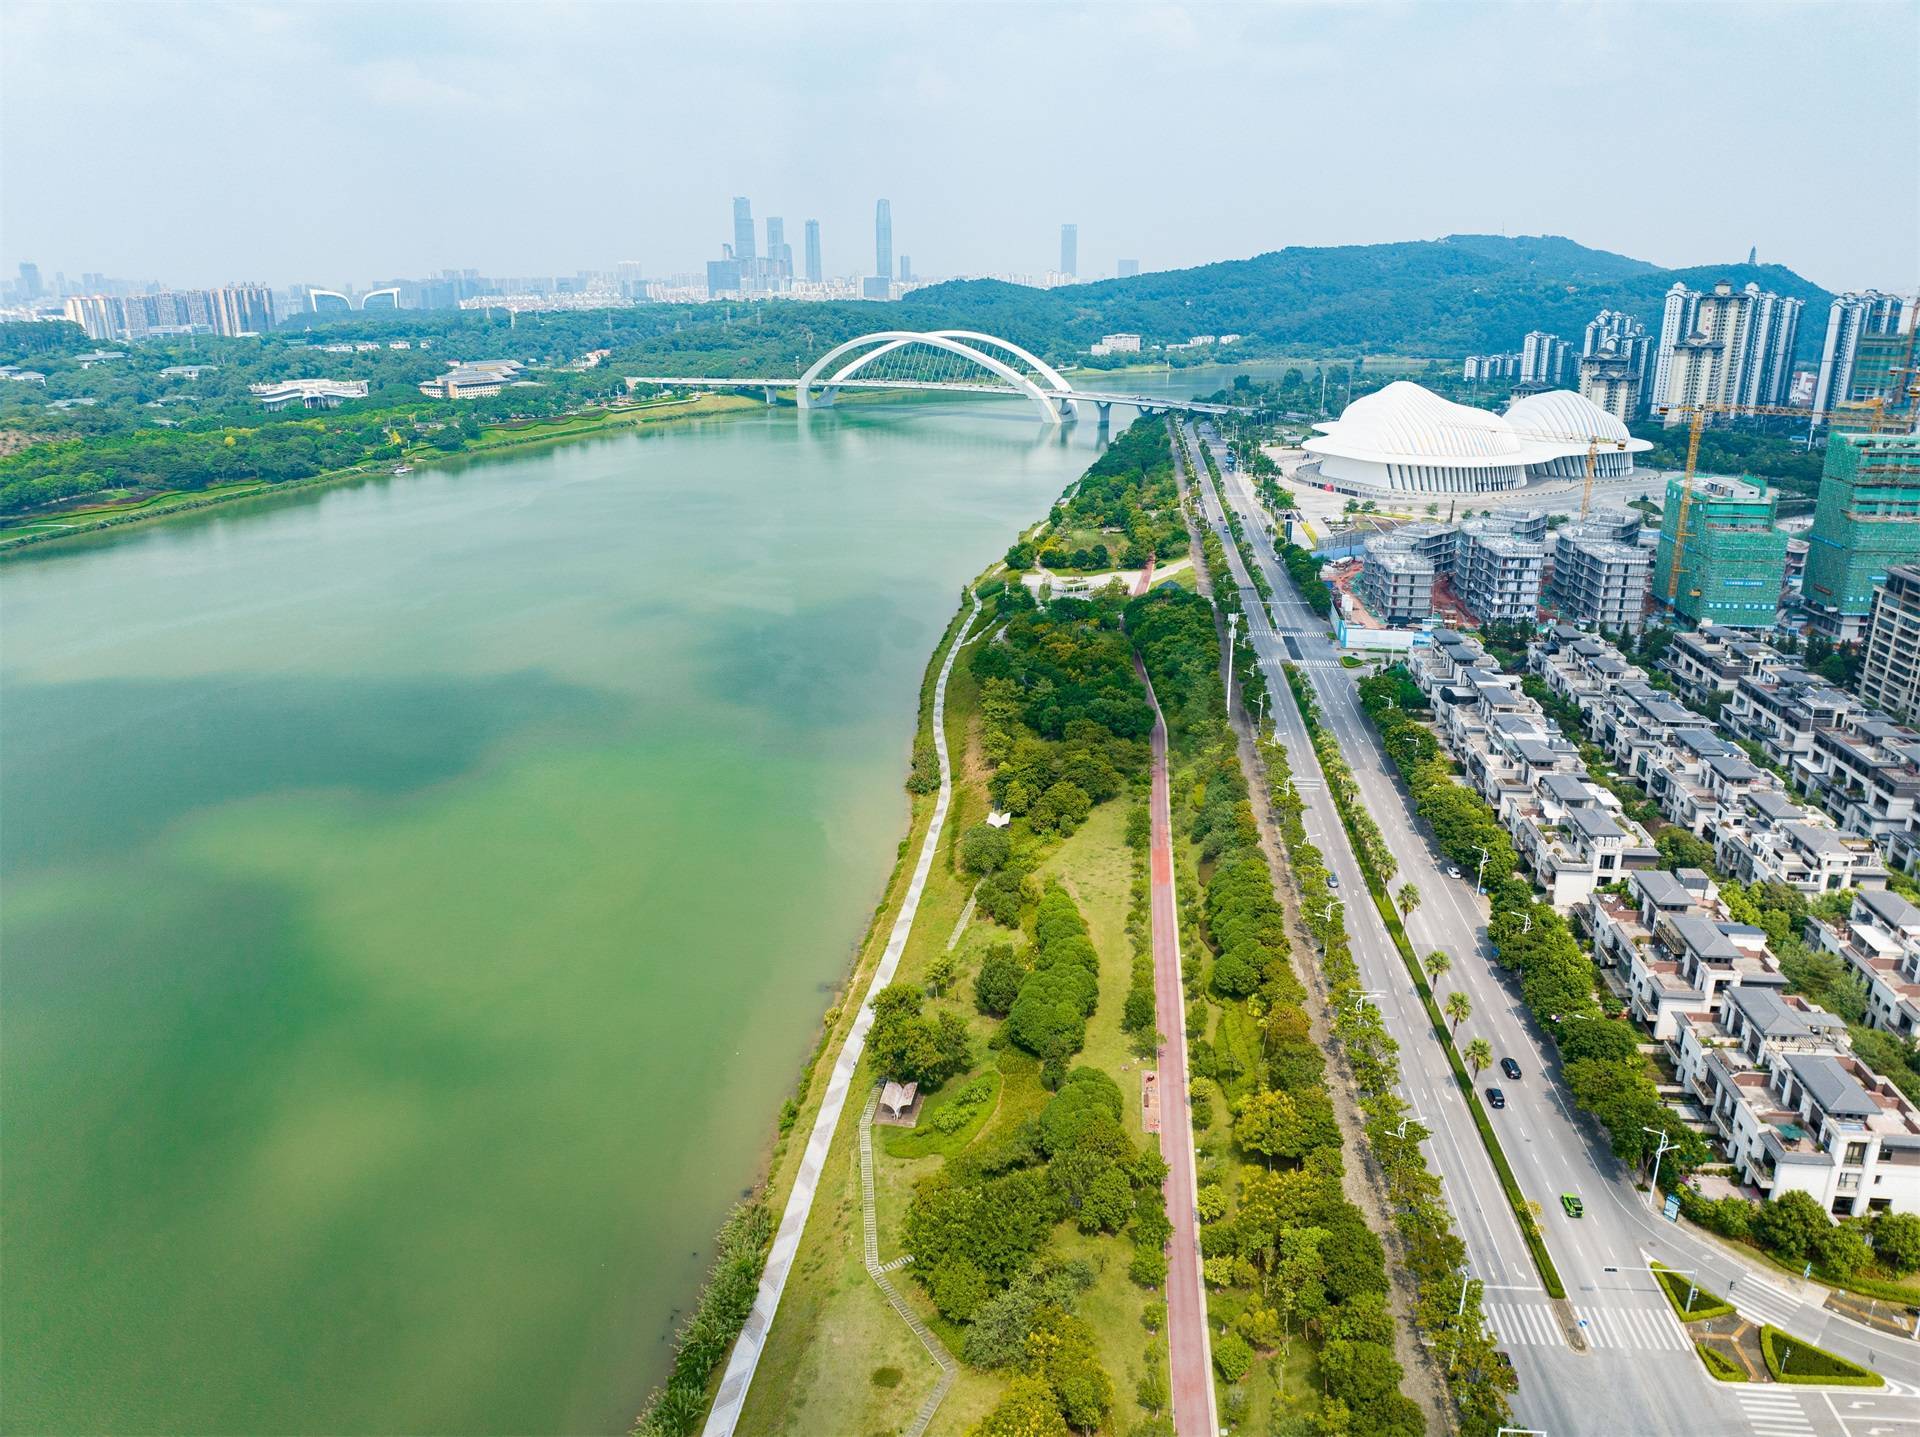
left=701, top=590, right=981, bottom=1437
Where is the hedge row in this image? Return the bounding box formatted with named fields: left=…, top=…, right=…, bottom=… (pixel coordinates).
left=1285, top=665, right=1565, bottom=1301
left=1760, top=1326, right=1882, bottom=1387
left=1259, top=722, right=1516, bottom=1437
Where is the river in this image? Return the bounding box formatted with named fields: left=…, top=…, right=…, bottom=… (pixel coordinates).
left=0, top=364, right=1262, bottom=1434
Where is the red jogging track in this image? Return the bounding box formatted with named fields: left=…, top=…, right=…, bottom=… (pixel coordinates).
left=1136, top=654, right=1217, bottom=1437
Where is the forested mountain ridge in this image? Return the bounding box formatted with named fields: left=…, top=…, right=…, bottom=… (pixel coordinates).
left=905, top=234, right=1834, bottom=360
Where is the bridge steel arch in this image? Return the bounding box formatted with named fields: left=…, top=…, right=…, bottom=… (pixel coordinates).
left=798, top=329, right=1072, bottom=422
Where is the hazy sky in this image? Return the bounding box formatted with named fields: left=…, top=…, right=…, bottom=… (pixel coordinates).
left=4, top=1, right=1916, bottom=292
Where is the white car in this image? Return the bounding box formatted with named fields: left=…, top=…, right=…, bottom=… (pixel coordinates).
left=1447, top=865, right=1463, bottom=880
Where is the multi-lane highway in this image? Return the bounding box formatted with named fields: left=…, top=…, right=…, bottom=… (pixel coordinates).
left=1178, top=419, right=1920, bottom=1437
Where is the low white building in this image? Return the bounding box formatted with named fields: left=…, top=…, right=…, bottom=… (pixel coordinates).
left=248, top=378, right=369, bottom=411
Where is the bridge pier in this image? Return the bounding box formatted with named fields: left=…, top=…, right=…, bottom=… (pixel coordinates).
left=1096, top=401, right=1112, bottom=431
left=762, top=386, right=778, bottom=405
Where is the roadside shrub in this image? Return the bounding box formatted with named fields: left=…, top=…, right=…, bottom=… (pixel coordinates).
left=1874, top=1211, right=1920, bottom=1273
left=1818, top=1221, right=1873, bottom=1279
left=1696, top=1342, right=1747, bottom=1382
left=1128, top=1246, right=1168, bottom=1288
left=1212, top=1329, right=1253, bottom=1382
left=1752, top=1190, right=1829, bottom=1261
left=1760, top=1326, right=1882, bottom=1386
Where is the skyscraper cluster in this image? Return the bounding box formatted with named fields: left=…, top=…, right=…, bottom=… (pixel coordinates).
left=62, top=284, right=275, bottom=341
left=1814, top=291, right=1910, bottom=416
left=1520, top=330, right=1572, bottom=386
left=1577, top=311, right=1653, bottom=422
left=1651, top=280, right=1803, bottom=423
left=708, top=196, right=819, bottom=298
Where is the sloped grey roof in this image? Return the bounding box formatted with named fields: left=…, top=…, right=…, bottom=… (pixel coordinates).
left=1787, top=1053, right=1878, bottom=1119
left=1727, top=985, right=1812, bottom=1038
left=1571, top=807, right=1626, bottom=841
left=1860, top=887, right=1920, bottom=930
left=1634, top=870, right=1695, bottom=909
left=1666, top=914, right=1741, bottom=962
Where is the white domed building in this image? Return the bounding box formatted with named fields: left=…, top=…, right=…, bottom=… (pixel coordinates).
left=1504, top=389, right=1650, bottom=480
left=1302, top=381, right=1651, bottom=494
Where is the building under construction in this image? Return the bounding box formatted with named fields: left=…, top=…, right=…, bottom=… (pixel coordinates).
left=1804, top=432, right=1920, bottom=643
left=1652, top=474, right=1788, bottom=628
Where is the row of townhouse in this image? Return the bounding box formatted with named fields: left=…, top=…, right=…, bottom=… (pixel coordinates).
left=1589, top=866, right=1920, bottom=1216
left=1660, top=629, right=1920, bottom=876
left=1532, top=626, right=1890, bottom=897
left=1398, top=625, right=1920, bottom=1214
left=1808, top=887, right=1920, bottom=1041
left=1410, top=633, right=1659, bottom=909
left=1672, top=983, right=1920, bottom=1218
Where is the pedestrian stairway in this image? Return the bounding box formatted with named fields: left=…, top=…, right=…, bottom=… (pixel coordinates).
left=1731, top=1387, right=1815, bottom=1437
left=859, top=1089, right=955, bottom=1437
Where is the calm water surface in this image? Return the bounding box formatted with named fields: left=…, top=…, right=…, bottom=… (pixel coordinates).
left=1, top=368, right=1260, bottom=1434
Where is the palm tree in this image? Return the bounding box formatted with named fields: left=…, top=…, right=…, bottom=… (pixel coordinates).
left=1396, top=883, right=1421, bottom=918
left=1424, top=950, right=1451, bottom=989
left=1465, top=1037, right=1493, bottom=1077
left=1445, top=989, right=1472, bottom=1034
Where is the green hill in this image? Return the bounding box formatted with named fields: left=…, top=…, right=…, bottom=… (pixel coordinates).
left=898, top=234, right=1833, bottom=360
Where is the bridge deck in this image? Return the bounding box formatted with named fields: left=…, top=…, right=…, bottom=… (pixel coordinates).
left=623, top=376, right=1240, bottom=415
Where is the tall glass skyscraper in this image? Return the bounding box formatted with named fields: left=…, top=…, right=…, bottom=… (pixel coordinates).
left=732, top=197, right=756, bottom=263
left=804, top=220, right=822, bottom=283
left=1060, top=223, right=1077, bottom=277
left=766, top=217, right=787, bottom=278
left=874, top=199, right=892, bottom=281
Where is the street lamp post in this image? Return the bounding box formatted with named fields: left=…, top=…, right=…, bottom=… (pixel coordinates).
left=1474, top=844, right=1491, bottom=897
left=1642, top=1126, right=1679, bottom=1210
left=1227, top=611, right=1241, bottom=715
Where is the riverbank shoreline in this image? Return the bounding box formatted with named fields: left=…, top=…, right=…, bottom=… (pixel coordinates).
left=0, top=390, right=761, bottom=558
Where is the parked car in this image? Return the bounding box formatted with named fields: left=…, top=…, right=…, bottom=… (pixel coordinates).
left=1561, top=1193, right=1584, bottom=1218
left=1447, top=865, right=1463, bottom=879
left=1500, top=1057, right=1523, bottom=1080
left=1485, top=1087, right=1506, bottom=1109
left=1326, top=873, right=1340, bottom=890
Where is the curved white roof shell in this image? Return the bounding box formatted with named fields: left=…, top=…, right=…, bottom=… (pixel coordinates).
left=1505, top=390, right=1650, bottom=453
left=1307, top=382, right=1527, bottom=466
left=1303, top=382, right=1648, bottom=493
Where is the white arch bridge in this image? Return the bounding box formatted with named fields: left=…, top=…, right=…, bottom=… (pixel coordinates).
left=626, top=328, right=1244, bottom=424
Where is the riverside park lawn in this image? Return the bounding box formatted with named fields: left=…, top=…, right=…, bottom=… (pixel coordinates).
left=734, top=639, right=1158, bottom=1437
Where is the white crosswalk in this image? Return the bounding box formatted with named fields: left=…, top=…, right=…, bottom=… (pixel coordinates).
left=1572, top=1302, right=1692, bottom=1352
left=1731, top=1387, right=1815, bottom=1437
left=1485, top=1300, right=1565, bottom=1347
left=1732, top=1275, right=1805, bottom=1331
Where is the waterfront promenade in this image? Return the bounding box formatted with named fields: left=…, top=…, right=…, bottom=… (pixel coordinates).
left=701, top=591, right=981, bottom=1437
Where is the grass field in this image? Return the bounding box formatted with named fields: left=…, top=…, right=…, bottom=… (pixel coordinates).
left=734, top=599, right=1166, bottom=1436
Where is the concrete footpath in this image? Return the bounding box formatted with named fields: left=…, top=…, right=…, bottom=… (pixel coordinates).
left=702, top=591, right=980, bottom=1437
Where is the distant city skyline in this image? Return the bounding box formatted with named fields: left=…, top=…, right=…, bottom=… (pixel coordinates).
left=3, top=2, right=1915, bottom=291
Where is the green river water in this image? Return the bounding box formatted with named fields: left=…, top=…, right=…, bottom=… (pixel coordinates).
left=1, top=369, right=1249, bottom=1434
